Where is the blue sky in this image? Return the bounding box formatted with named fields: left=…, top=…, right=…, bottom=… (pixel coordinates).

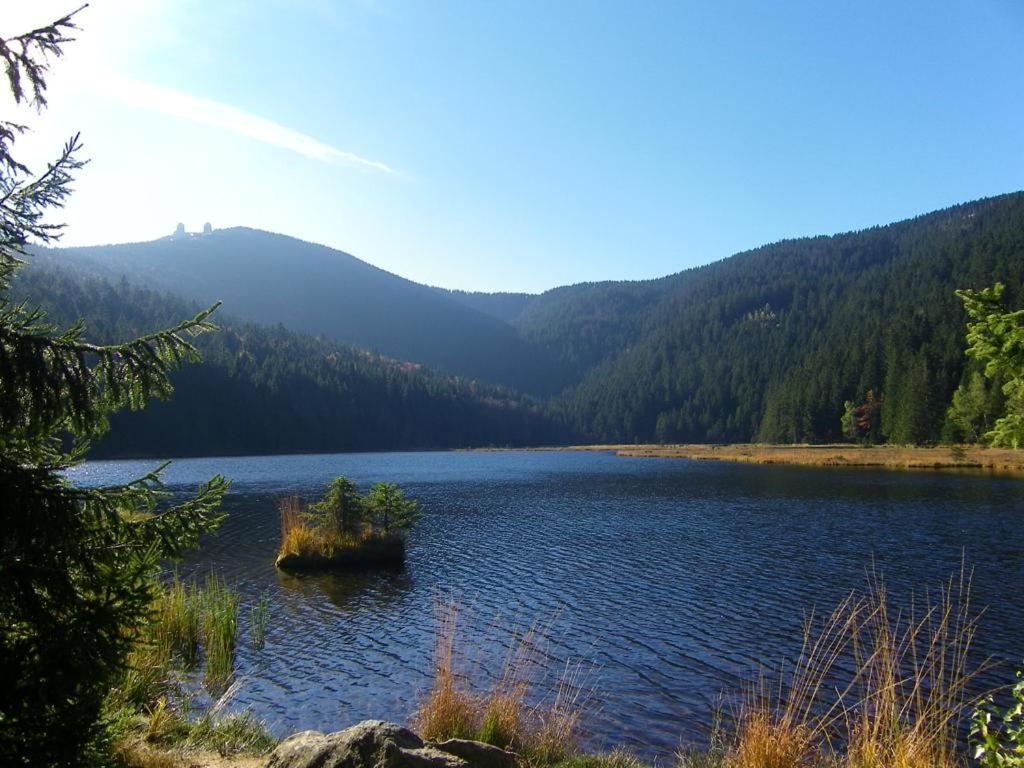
left=6, top=1, right=1024, bottom=292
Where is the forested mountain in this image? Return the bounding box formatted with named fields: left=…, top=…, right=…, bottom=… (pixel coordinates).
left=441, top=289, right=533, bottom=323
left=13, top=265, right=563, bottom=458
left=36, top=191, right=1024, bottom=452
left=559, top=193, right=1024, bottom=443
left=41, top=228, right=566, bottom=395
left=512, top=278, right=675, bottom=385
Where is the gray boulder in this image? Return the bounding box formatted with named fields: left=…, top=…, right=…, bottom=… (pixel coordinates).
left=429, top=739, right=516, bottom=768
left=265, top=720, right=469, bottom=768
left=381, top=740, right=469, bottom=768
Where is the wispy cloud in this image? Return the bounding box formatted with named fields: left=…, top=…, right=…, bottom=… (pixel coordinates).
left=97, top=74, right=396, bottom=174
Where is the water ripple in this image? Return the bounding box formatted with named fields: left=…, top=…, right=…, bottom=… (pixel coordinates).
left=70, top=451, right=1024, bottom=760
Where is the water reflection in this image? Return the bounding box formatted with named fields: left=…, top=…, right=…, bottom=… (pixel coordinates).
left=277, top=568, right=414, bottom=614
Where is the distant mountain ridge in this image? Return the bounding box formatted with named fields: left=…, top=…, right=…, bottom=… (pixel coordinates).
left=13, top=262, right=562, bottom=457
left=38, top=191, right=1024, bottom=449
left=42, top=228, right=569, bottom=395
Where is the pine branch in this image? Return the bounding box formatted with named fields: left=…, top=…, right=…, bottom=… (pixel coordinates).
left=1, top=8, right=86, bottom=228
left=1, top=133, right=86, bottom=268
left=0, top=5, right=86, bottom=109
left=0, top=302, right=222, bottom=437
left=131, top=475, right=230, bottom=557
left=0, top=122, right=29, bottom=176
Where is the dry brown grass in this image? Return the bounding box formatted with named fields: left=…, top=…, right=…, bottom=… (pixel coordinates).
left=413, top=601, right=590, bottom=762
left=837, top=571, right=981, bottom=768
left=114, top=736, right=265, bottom=768
left=278, top=497, right=330, bottom=559
left=416, top=602, right=481, bottom=741
left=719, top=567, right=985, bottom=768
left=729, top=709, right=817, bottom=768
left=556, top=443, right=1024, bottom=472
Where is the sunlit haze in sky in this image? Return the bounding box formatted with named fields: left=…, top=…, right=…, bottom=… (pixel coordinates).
left=5, top=1, right=1024, bottom=292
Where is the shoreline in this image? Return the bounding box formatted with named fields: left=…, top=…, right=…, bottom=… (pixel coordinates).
left=80, top=443, right=1024, bottom=473
left=537, top=443, right=1024, bottom=472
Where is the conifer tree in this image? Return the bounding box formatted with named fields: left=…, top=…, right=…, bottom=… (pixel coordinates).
left=309, top=476, right=366, bottom=535
left=367, top=482, right=421, bottom=535
left=0, top=11, right=227, bottom=764
left=945, top=371, right=991, bottom=443
left=957, top=283, right=1024, bottom=448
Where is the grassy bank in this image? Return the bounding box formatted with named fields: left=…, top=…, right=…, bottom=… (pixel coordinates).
left=110, top=575, right=276, bottom=767
left=121, top=569, right=1023, bottom=768
left=552, top=443, right=1024, bottom=472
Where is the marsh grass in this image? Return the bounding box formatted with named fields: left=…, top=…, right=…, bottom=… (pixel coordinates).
left=414, top=601, right=592, bottom=763
left=199, top=573, right=239, bottom=695
left=153, top=578, right=201, bottom=668
left=118, top=686, right=275, bottom=764
left=250, top=591, right=270, bottom=650
left=108, top=574, right=274, bottom=762
left=711, top=567, right=987, bottom=768
left=602, top=443, right=1024, bottom=472
left=552, top=750, right=649, bottom=768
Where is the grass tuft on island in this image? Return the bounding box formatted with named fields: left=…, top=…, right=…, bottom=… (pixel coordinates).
left=275, top=477, right=421, bottom=571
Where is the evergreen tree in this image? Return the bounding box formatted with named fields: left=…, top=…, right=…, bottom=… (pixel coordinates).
left=841, top=400, right=857, bottom=441
left=957, top=283, right=1024, bottom=448
left=0, top=12, right=226, bottom=764
left=309, top=476, right=366, bottom=536
left=367, top=482, right=421, bottom=535
left=945, top=371, right=991, bottom=443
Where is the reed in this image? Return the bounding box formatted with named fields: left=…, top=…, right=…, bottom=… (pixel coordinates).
left=250, top=591, right=270, bottom=650
left=107, top=574, right=275, bottom=763
left=415, top=602, right=479, bottom=741
left=153, top=575, right=201, bottom=668
left=199, top=573, right=239, bottom=696
left=839, top=570, right=982, bottom=768
left=716, top=566, right=985, bottom=768
left=413, top=601, right=590, bottom=761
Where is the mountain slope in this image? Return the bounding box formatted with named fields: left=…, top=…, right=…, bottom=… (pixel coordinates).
left=560, top=192, right=1024, bottom=443
left=13, top=263, right=564, bottom=458
left=40, top=191, right=1024, bottom=451
left=43, top=228, right=566, bottom=395
left=512, top=278, right=675, bottom=385
left=441, top=289, right=533, bottom=323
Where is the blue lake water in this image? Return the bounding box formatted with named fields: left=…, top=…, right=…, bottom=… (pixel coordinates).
left=69, top=450, right=1024, bottom=758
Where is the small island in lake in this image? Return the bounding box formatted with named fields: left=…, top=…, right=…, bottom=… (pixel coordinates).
left=276, top=477, right=421, bottom=571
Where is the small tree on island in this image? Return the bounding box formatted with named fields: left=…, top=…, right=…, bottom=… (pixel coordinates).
left=309, top=476, right=366, bottom=536
left=0, top=11, right=227, bottom=763
left=367, top=481, right=421, bottom=536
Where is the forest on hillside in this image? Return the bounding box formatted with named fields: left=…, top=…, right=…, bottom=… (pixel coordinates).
left=556, top=193, right=1024, bottom=444
left=30, top=192, right=1024, bottom=455
left=13, top=267, right=562, bottom=457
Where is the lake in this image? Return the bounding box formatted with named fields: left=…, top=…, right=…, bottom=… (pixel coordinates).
left=69, top=450, right=1024, bottom=758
